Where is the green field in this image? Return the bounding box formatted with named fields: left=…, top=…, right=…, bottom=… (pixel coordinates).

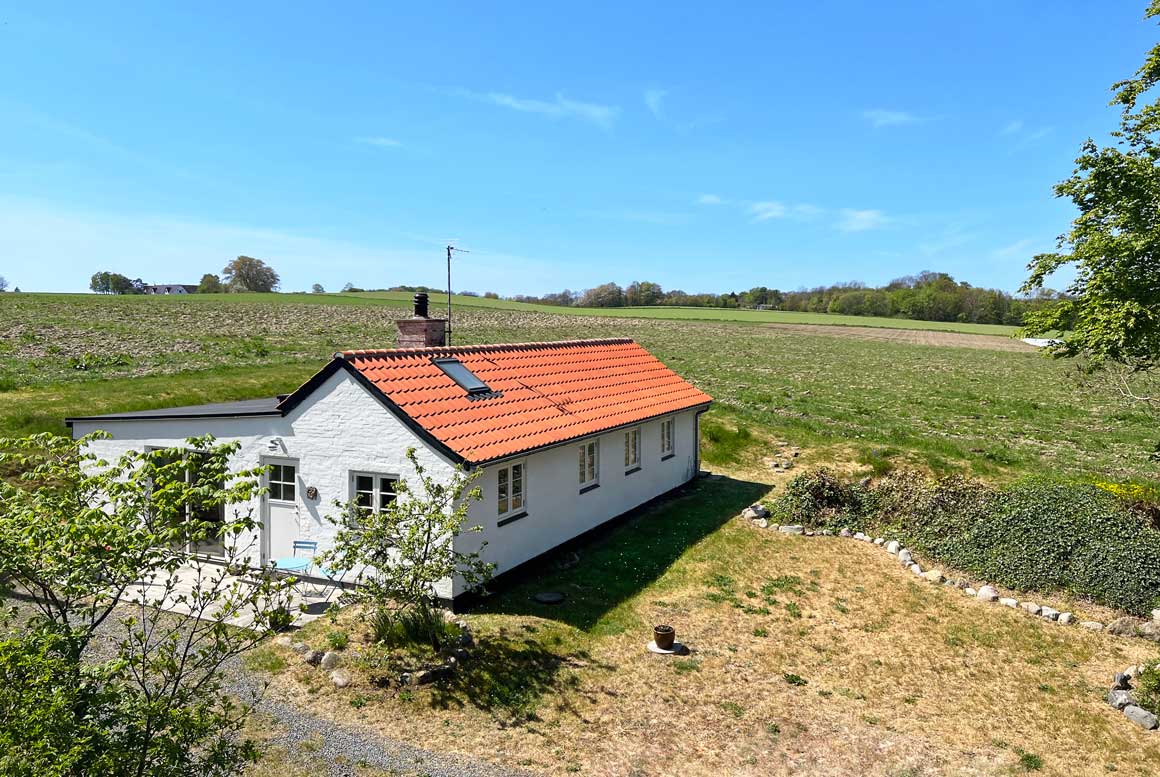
left=0, top=292, right=1150, bottom=484
left=345, top=290, right=1021, bottom=335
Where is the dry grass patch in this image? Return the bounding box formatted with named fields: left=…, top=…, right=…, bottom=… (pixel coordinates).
left=247, top=477, right=1160, bottom=776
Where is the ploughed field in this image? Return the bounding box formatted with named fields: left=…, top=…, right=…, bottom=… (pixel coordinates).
left=0, top=292, right=1153, bottom=484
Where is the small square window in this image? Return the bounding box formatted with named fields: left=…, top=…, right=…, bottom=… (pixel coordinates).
left=497, top=461, right=527, bottom=518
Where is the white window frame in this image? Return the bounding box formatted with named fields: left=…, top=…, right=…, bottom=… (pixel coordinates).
left=579, top=439, right=599, bottom=490
left=624, top=427, right=642, bottom=473
left=349, top=471, right=400, bottom=516
left=660, top=416, right=676, bottom=458
left=267, top=461, right=298, bottom=503
left=497, top=460, right=527, bottom=519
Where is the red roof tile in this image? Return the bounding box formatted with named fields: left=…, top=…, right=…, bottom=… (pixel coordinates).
left=333, top=338, right=711, bottom=463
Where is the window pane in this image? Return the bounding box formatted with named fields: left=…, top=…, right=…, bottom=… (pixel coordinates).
left=269, top=482, right=283, bottom=501
left=579, top=448, right=586, bottom=483
left=498, top=496, right=509, bottom=514
left=512, top=493, right=523, bottom=510
left=355, top=490, right=373, bottom=509
left=624, top=434, right=630, bottom=467
left=282, top=481, right=295, bottom=501
left=356, top=475, right=373, bottom=492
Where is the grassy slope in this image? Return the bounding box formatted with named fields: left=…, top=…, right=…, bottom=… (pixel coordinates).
left=0, top=292, right=1152, bottom=483
left=346, top=291, right=1021, bottom=335
left=262, top=475, right=1160, bottom=776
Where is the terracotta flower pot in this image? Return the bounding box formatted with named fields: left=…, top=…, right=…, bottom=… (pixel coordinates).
left=653, top=624, right=676, bottom=651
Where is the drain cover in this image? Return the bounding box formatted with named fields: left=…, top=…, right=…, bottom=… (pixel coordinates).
left=533, top=591, right=566, bottom=605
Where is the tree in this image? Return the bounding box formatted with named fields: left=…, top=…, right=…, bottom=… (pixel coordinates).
left=342, top=282, right=355, bottom=292
left=579, top=282, right=625, bottom=308
left=0, top=433, right=294, bottom=776
left=311, top=283, right=325, bottom=294
left=320, top=448, right=492, bottom=651
left=90, top=271, right=112, bottom=294
left=198, top=273, right=224, bottom=294
left=0, top=276, right=7, bottom=292
left=222, top=256, right=279, bottom=293
left=1022, top=1, right=1160, bottom=408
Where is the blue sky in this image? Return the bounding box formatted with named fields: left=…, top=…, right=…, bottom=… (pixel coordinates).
left=0, top=2, right=1152, bottom=295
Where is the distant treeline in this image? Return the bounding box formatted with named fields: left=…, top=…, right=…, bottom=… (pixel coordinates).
left=504, top=272, right=1065, bottom=326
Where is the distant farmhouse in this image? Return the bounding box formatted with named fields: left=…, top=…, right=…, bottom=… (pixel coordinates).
left=67, top=293, right=712, bottom=605
left=142, top=284, right=198, bottom=295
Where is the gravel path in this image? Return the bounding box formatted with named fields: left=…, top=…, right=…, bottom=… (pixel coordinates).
left=226, top=657, right=532, bottom=777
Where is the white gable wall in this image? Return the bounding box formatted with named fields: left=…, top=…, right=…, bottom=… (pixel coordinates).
left=70, top=370, right=460, bottom=597
left=455, top=408, right=701, bottom=597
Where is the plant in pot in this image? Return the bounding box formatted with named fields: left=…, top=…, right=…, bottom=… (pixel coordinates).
left=654, top=624, right=676, bottom=651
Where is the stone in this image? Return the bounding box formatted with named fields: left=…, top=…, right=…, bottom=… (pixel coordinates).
left=858, top=476, right=872, bottom=488
left=274, top=636, right=293, bottom=648
left=1124, top=665, right=1143, bottom=680
left=1107, top=689, right=1134, bottom=710
left=1058, top=612, right=1074, bottom=625
left=840, top=528, right=853, bottom=538
left=922, top=569, right=945, bottom=584
left=290, top=641, right=310, bottom=654
left=303, top=649, right=323, bottom=666
left=999, top=598, right=1018, bottom=608
left=964, top=587, right=977, bottom=597
left=1107, top=617, right=1142, bottom=637
left=320, top=651, right=341, bottom=670
left=1039, top=607, right=1060, bottom=621
left=1080, top=621, right=1105, bottom=632
left=1124, top=705, right=1159, bottom=730
left=976, top=586, right=1000, bottom=602
left=1019, top=602, right=1042, bottom=616
left=1152, top=608, right=1160, bottom=624
left=749, top=503, right=769, bottom=518
left=909, top=563, right=923, bottom=576
left=873, top=537, right=885, bottom=546
left=886, top=540, right=901, bottom=555
left=456, top=632, right=474, bottom=648
left=1140, top=622, right=1160, bottom=643
left=754, top=518, right=769, bottom=529
left=779, top=525, right=804, bottom=535
left=742, top=507, right=762, bottom=520
left=853, top=532, right=868, bottom=541
left=330, top=669, right=352, bottom=688
left=1113, top=673, right=1132, bottom=691
left=898, top=549, right=913, bottom=565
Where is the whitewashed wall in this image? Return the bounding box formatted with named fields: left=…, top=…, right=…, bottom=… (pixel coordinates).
left=455, top=408, right=701, bottom=596
left=70, top=370, right=460, bottom=597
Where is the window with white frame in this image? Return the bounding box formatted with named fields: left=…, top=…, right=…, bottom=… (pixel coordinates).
left=624, top=427, right=641, bottom=472
left=268, top=463, right=297, bottom=502
left=497, top=461, right=526, bottom=517
left=351, top=473, right=399, bottom=515
left=578, top=440, right=599, bottom=488
left=660, top=417, right=675, bottom=457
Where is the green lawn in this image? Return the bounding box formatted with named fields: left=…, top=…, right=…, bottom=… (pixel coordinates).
left=0, top=292, right=1151, bottom=484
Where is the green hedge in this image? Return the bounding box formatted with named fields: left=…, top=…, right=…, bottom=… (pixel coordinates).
left=772, top=469, right=1160, bottom=616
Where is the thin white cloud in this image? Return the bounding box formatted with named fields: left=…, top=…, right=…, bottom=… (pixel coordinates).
left=1000, top=120, right=1024, bottom=136
left=644, top=89, right=668, bottom=119
left=355, top=136, right=402, bottom=148
left=862, top=109, right=922, bottom=128
left=697, top=194, right=724, bottom=205
left=837, top=208, right=889, bottom=232
left=459, top=89, right=619, bottom=129
left=749, top=201, right=787, bottom=222
left=992, top=238, right=1035, bottom=259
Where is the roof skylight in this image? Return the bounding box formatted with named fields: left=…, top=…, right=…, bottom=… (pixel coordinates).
left=433, top=358, right=492, bottom=395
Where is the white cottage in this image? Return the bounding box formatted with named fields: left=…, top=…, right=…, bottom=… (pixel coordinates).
left=67, top=295, right=713, bottom=605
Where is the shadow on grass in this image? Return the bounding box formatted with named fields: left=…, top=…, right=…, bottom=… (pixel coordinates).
left=474, top=474, right=769, bottom=632
left=426, top=633, right=613, bottom=725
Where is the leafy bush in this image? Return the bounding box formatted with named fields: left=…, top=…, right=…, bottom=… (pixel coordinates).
left=781, top=467, right=1160, bottom=616
left=325, top=630, right=350, bottom=651
left=769, top=468, right=863, bottom=528
left=1136, top=660, right=1160, bottom=715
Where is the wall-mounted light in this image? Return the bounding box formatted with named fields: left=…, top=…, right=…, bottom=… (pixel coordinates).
left=267, top=437, right=283, bottom=452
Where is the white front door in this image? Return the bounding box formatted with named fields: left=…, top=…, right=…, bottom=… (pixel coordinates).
left=262, top=459, right=301, bottom=564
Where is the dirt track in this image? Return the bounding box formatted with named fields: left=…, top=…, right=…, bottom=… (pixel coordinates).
left=764, top=323, right=1039, bottom=352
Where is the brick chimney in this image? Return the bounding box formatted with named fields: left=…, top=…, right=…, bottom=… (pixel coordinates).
left=396, top=293, right=446, bottom=348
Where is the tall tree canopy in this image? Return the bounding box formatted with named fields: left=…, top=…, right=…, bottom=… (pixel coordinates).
left=197, top=273, right=224, bottom=293
left=222, top=256, right=279, bottom=293
left=1022, top=1, right=1160, bottom=402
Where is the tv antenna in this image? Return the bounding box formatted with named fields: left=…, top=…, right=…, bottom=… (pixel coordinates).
left=445, top=243, right=470, bottom=345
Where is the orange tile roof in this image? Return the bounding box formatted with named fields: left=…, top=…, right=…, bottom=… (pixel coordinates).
left=334, top=338, right=712, bottom=463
